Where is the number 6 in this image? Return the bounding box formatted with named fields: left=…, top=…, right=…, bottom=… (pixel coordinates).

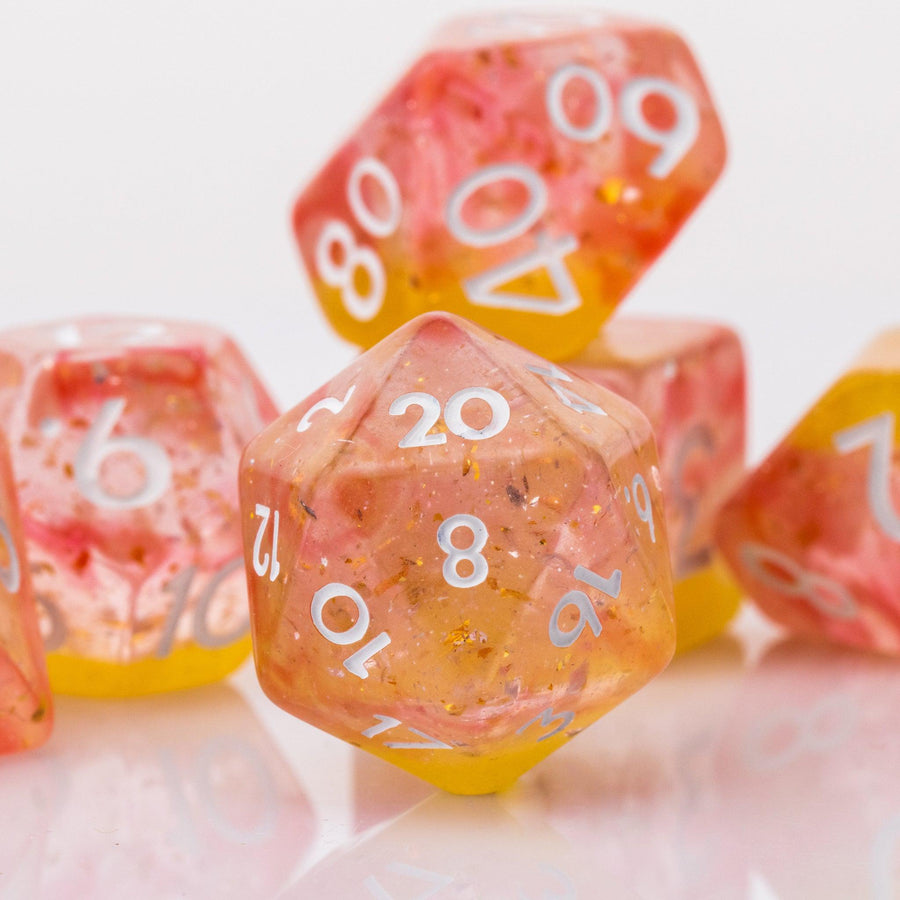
left=74, top=398, right=172, bottom=510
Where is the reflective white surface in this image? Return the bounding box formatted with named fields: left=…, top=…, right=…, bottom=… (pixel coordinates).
left=4, top=607, right=897, bottom=899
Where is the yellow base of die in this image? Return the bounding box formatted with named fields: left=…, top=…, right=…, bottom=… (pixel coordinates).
left=373, top=733, right=566, bottom=796
left=46, top=636, right=253, bottom=697
left=673, top=557, right=743, bottom=655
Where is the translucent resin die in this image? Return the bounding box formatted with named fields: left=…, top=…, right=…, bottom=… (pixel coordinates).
left=241, top=313, right=675, bottom=794
left=0, top=318, right=279, bottom=695
left=0, top=431, right=52, bottom=752
left=567, top=317, right=746, bottom=651
left=292, top=12, right=726, bottom=360
left=716, top=329, right=900, bottom=655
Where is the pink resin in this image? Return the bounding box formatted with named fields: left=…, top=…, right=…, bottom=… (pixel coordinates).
left=241, top=312, right=675, bottom=793
left=716, top=329, right=900, bottom=654
left=567, top=317, right=746, bottom=582
left=0, top=318, right=279, bottom=693
left=0, top=431, right=52, bottom=752
left=293, top=12, right=726, bottom=360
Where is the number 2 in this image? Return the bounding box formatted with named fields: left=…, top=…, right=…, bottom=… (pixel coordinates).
left=833, top=411, right=900, bottom=542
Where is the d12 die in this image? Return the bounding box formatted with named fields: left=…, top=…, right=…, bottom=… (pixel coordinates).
left=293, top=12, right=726, bottom=361
left=241, top=312, right=675, bottom=794
left=0, top=318, right=278, bottom=696
left=0, top=431, right=52, bottom=752
left=566, top=317, right=746, bottom=652
left=716, top=329, right=900, bottom=654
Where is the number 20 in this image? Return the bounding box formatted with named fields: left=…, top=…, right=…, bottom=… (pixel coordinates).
left=389, top=387, right=510, bottom=448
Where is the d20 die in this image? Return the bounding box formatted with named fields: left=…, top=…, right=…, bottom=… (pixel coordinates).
left=241, top=312, right=675, bottom=794
left=0, top=318, right=279, bottom=696
left=567, top=317, right=746, bottom=652
left=0, top=431, right=52, bottom=752
left=293, top=12, right=726, bottom=361
left=716, top=329, right=900, bottom=654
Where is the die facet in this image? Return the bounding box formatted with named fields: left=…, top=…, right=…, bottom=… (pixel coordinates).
left=292, top=12, right=726, bottom=360
left=0, top=318, right=279, bottom=696
left=567, top=317, right=746, bottom=651
left=716, top=329, right=900, bottom=655
left=0, top=431, right=52, bottom=752
left=241, top=312, right=675, bottom=794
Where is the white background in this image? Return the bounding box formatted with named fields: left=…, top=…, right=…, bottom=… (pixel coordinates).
left=2, top=0, right=897, bottom=459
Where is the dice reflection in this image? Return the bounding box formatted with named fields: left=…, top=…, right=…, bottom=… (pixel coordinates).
left=0, top=684, right=315, bottom=898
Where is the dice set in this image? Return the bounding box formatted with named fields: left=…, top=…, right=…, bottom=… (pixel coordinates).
left=0, top=9, right=893, bottom=806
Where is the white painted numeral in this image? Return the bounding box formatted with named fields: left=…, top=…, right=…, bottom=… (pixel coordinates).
left=742, top=692, right=856, bottom=773
left=463, top=231, right=581, bottom=315
left=517, top=707, right=575, bottom=743
left=297, top=384, right=356, bottom=433
left=390, top=386, right=510, bottom=448
left=445, top=163, right=546, bottom=247
left=437, top=514, right=488, bottom=588
left=35, top=593, right=66, bottom=651
left=158, top=557, right=247, bottom=657
left=362, top=714, right=452, bottom=750
left=546, top=63, right=614, bottom=142
left=739, top=542, right=858, bottom=620
left=526, top=363, right=607, bottom=416
left=364, top=863, right=454, bottom=900
left=252, top=504, right=281, bottom=582
left=546, top=66, right=700, bottom=178
left=314, top=156, right=401, bottom=321
left=833, top=411, right=900, bottom=542
left=627, top=472, right=656, bottom=543
left=445, top=164, right=583, bottom=315
left=0, top=515, right=21, bottom=594
left=310, top=582, right=390, bottom=679
left=549, top=564, right=621, bottom=648
left=619, top=77, right=700, bottom=178
left=74, top=398, right=172, bottom=510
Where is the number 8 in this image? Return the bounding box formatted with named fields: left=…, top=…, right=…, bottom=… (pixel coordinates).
left=437, top=515, right=488, bottom=588
left=314, top=157, right=402, bottom=322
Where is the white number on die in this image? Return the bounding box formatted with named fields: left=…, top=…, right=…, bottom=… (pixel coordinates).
left=445, top=164, right=582, bottom=315
left=314, top=157, right=401, bottom=322
left=362, top=714, right=452, bottom=750
left=833, top=411, right=900, bottom=542
left=297, top=384, right=357, bottom=433
left=310, top=582, right=391, bottom=679
left=549, top=564, right=621, bottom=648
left=516, top=706, right=575, bottom=743
left=74, top=398, right=172, bottom=510
left=739, top=542, right=858, bottom=620
left=671, top=424, right=716, bottom=576
left=546, top=66, right=701, bottom=178
left=437, top=514, right=489, bottom=589
left=390, top=386, right=510, bottom=448
left=252, top=504, right=281, bottom=583
left=0, top=515, right=21, bottom=594
left=624, top=472, right=656, bottom=543
left=158, top=557, right=248, bottom=658
left=526, top=363, right=607, bottom=416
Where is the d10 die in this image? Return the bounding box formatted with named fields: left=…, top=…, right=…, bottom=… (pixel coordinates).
left=716, top=329, right=900, bottom=655
left=241, top=312, right=675, bottom=794
left=567, top=317, right=746, bottom=652
left=0, top=318, right=278, bottom=696
left=293, top=12, right=726, bottom=361
left=0, top=431, right=52, bottom=752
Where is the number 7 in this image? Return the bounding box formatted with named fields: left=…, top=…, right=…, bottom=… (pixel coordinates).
left=833, top=411, right=900, bottom=542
